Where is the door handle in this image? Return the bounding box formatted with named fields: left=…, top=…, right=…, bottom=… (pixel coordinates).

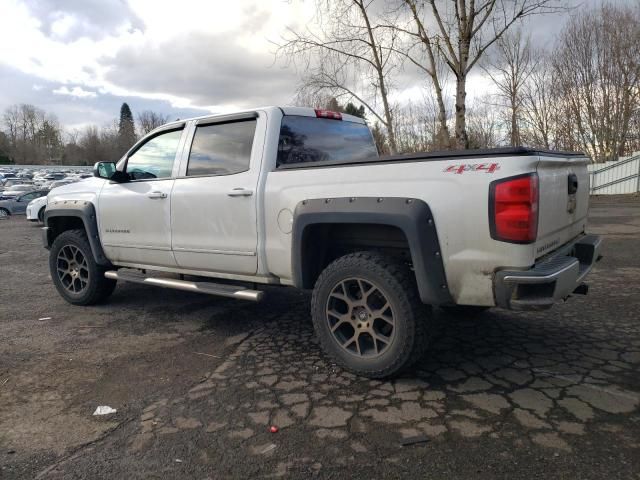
left=227, top=188, right=254, bottom=197
left=148, top=191, right=168, bottom=199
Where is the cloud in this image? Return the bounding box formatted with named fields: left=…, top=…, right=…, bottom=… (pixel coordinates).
left=0, top=65, right=205, bottom=131
left=23, top=0, right=144, bottom=41
left=1, top=0, right=635, bottom=131
left=101, top=32, right=299, bottom=110
left=53, top=86, right=98, bottom=98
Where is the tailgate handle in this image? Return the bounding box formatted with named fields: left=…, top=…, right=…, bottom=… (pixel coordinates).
left=567, top=174, right=578, bottom=194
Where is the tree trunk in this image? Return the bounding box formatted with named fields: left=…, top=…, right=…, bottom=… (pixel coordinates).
left=454, top=76, right=469, bottom=149
left=380, top=82, right=397, bottom=154
left=356, top=0, right=397, bottom=153
left=511, top=101, right=519, bottom=146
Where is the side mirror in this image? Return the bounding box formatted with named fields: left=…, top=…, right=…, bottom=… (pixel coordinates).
left=94, top=161, right=117, bottom=179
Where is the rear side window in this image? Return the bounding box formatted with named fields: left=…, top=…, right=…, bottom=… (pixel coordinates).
left=277, top=116, right=378, bottom=167
left=187, top=120, right=256, bottom=176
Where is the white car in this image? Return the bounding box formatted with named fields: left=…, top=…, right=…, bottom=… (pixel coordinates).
left=26, top=195, right=48, bottom=223
left=43, top=106, right=602, bottom=377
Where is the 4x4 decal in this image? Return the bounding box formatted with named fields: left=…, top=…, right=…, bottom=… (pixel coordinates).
left=444, top=163, right=500, bottom=174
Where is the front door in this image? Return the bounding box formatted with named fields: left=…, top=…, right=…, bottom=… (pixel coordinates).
left=171, top=116, right=262, bottom=275
left=98, top=127, right=185, bottom=267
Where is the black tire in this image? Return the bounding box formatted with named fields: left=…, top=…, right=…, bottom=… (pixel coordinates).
left=38, top=206, right=45, bottom=223
left=311, top=251, right=430, bottom=378
left=49, top=229, right=116, bottom=305
left=440, top=305, right=490, bottom=318
left=0, top=208, right=10, bottom=218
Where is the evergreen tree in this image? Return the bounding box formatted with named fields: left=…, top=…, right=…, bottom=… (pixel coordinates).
left=117, top=103, right=136, bottom=155
left=344, top=102, right=366, bottom=119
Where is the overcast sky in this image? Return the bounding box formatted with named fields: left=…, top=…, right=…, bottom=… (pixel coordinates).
left=0, top=0, right=627, bottom=130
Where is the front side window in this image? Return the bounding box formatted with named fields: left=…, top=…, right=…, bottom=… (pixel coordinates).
left=186, top=120, right=256, bottom=176
left=126, top=129, right=183, bottom=180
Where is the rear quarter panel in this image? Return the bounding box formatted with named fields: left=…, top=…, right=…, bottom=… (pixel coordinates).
left=264, top=155, right=543, bottom=306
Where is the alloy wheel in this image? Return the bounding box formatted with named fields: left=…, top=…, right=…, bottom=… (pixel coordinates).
left=325, top=278, right=396, bottom=357
left=56, top=245, right=90, bottom=293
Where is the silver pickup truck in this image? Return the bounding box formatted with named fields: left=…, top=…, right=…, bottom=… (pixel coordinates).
left=43, top=106, right=601, bottom=377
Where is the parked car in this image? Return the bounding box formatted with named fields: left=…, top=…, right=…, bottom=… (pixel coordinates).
left=0, top=190, right=48, bottom=217
left=0, top=178, right=33, bottom=189
left=48, top=179, right=76, bottom=190
left=43, top=106, right=602, bottom=378
left=0, top=184, right=37, bottom=199
left=0, top=172, right=17, bottom=182
left=26, top=195, right=48, bottom=223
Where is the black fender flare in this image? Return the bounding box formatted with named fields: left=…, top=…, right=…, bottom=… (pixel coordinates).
left=291, top=197, right=452, bottom=306
left=43, top=200, right=112, bottom=266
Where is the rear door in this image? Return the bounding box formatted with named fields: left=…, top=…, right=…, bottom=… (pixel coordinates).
left=170, top=112, right=265, bottom=275
left=535, top=154, right=590, bottom=258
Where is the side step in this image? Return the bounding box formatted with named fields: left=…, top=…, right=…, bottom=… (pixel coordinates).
left=104, top=270, right=264, bottom=302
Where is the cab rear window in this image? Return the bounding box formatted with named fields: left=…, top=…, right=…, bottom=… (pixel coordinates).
left=277, top=116, right=378, bottom=167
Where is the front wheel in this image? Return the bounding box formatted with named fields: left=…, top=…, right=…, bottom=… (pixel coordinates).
left=49, top=229, right=116, bottom=305
left=38, top=207, right=45, bottom=223
left=311, top=252, right=430, bottom=378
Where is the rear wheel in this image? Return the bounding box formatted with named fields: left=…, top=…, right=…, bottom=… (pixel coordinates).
left=311, top=252, right=430, bottom=378
left=0, top=208, right=9, bottom=218
left=49, top=229, right=116, bottom=305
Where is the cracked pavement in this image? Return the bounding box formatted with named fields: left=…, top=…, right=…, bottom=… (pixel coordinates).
left=1, top=195, right=639, bottom=479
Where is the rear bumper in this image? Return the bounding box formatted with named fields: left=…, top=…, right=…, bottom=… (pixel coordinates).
left=494, top=234, right=602, bottom=310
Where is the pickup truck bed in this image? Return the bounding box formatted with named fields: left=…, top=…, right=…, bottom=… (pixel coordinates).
left=278, top=146, right=585, bottom=169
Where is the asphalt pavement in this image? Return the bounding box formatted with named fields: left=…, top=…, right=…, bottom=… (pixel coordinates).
left=1, top=195, right=639, bottom=479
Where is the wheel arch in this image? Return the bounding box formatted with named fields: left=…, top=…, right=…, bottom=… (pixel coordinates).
left=43, top=201, right=112, bottom=267
left=291, top=197, right=452, bottom=306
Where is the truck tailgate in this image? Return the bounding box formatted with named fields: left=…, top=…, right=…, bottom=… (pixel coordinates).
left=535, top=155, right=590, bottom=258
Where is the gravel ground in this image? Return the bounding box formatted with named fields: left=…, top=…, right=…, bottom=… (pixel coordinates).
left=0, top=195, right=639, bottom=479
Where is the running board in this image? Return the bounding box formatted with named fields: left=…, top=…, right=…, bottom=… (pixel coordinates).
left=104, top=270, right=264, bottom=302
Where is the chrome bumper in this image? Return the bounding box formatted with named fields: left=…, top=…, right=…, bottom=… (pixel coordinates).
left=495, top=234, right=602, bottom=311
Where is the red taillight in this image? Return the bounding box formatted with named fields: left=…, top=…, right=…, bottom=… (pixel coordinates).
left=489, top=173, right=539, bottom=243
left=314, top=109, right=342, bottom=120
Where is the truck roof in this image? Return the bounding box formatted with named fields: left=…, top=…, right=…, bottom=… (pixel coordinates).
left=158, top=106, right=366, bottom=131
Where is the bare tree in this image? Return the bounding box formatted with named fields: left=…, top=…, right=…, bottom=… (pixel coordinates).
left=483, top=29, right=535, bottom=146
left=393, top=90, right=451, bottom=152
left=137, top=110, right=170, bottom=135
left=521, top=52, right=555, bottom=149
left=279, top=0, right=401, bottom=152
left=391, top=0, right=452, bottom=147
left=552, top=4, right=640, bottom=162
left=2, top=104, right=63, bottom=164
left=402, top=0, right=562, bottom=149
left=466, top=96, right=500, bottom=148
